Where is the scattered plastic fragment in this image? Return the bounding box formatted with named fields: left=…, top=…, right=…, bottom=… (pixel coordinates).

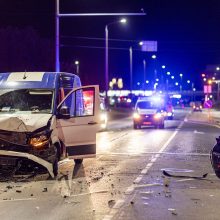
left=42, top=187, right=48, bottom=192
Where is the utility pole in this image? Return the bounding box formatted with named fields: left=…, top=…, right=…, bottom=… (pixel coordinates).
left=129, top=47, right=133, bottom=93
left=143, top=59, right=146, bottom=91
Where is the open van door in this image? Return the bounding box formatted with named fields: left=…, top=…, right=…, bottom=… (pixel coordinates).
left=56, top=85, right=100, bottom=160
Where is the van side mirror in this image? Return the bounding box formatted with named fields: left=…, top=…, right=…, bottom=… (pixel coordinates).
left=59, top=106, right=70, bottom=119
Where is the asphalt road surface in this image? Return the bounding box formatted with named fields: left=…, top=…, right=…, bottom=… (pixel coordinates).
left=0, top=108, right=220, bottom=220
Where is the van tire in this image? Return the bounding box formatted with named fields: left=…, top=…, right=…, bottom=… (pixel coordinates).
left=74, top=159, right=83, bottom=164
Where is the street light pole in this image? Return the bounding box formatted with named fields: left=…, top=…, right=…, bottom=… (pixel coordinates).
left=75, top=60, right=79, bottom=75
left=55, top=0, right=145, bottom=72
left=129, top=46, right=133, bottom=93
left=55, top=0, right=60, bottom=72
left=105, top=25, right=109, bottom=97
left=143, top=59, right=146, bottom=91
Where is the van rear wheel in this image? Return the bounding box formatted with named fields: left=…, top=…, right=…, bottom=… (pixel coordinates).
left=74, top=159, right=83, bottom=164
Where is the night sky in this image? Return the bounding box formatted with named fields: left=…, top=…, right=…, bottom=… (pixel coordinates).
left=0, top=0, right=220, bottom=90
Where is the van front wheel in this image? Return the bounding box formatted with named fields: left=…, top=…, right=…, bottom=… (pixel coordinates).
left=74, top=159, right=83, bottom=164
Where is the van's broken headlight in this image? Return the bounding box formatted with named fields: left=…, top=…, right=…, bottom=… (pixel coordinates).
left=30, top=131, right=50, bottom=149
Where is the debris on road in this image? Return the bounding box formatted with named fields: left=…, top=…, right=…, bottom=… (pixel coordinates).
left=42, top=187, right=48, bottom=192
left=108, top=199, right=116, bottom=208
left=168, top=208, right=177, bottom=216
left=162, top=170, right=208, bottom=179
left=16, top=190, right=22, bottom=193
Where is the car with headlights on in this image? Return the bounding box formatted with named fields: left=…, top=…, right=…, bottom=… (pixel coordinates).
left=133, top=99, right=165, bottom=129
left=193, top=101, right=202, bottom=112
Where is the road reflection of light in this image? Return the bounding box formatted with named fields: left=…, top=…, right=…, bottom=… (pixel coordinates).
left=126, top=130, right=166, bottom=154
left=97, top=132, right=111, bottom=153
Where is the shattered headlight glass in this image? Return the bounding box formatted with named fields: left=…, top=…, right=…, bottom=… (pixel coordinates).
left=29, top=131, right=50, bottom=149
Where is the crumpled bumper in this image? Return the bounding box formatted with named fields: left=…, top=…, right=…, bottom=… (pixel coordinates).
left=0, top=150, right=54, bottom=178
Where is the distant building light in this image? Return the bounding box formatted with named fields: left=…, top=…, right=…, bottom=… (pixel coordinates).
left=162, top=65, right=166, bottom=69
left=152, top=55, right=157, bottom=59
left=137, top=82, right=140, bottom=86
left=156, top=78, right=159, bottom=82
left=167, top=72, right=171, bottom=75
left=216, top=67, right=220, bottom=71
left=175, top=82, right=179, bottom=86
left=187, top=80, right=190, bottom=84
left=203, top=78, right=207, bottom=82
left=201, top=73, right=206, bottom=77
left=193, top=88, right=196, bottom=91
left=179, top=73, right=183, bottom=77
left=171, top=76, right=174, bottom=79
left=146, top=80, right=149, bottom=84
left=172, top=94, right=182, bottom=99
left=212, top=77, right=216, bottom=80
left=139, top=41, right=143, bottom=46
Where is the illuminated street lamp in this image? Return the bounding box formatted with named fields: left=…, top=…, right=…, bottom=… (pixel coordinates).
left=203, top=78, right=207, bottom=82
left=179, top=73, right=183, bottom=92
left=171, top=76, right=174, bottom=79
left=167, top=71, right=171, bottom=75
left=152, top=54, right=157, bottom=59
left=105, top=18, right=127, bottom=97
left=162, top=65, right=166, bottom=69
left=208, top=79, right=212, bottom=85
left=187, top=80, right=190, bottom=84
left=216, top=67, right=220, bottom=71
left=74, top=60, right=79, bottom=75
left=146, top=80, right=149, bottom=84
left=175, top=82, right=179, bottom=86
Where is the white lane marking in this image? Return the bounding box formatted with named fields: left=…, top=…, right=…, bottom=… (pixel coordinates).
left=124, top=186, right=134, bottom=195
left=194, top=130, right=205, bottom=134
left=112, top=199, right=125, bottom=209
left=133, top=175, right=144, bottom=184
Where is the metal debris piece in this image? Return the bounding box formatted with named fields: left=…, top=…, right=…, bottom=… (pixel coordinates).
left=168, top=208, right=177, bottom=215
left=163, top=170, right=208, bottom=179
left=108, top=199, right=115, bottom=208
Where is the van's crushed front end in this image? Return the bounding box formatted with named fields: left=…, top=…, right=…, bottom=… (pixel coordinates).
left=0, top=114, right=57, bottom=178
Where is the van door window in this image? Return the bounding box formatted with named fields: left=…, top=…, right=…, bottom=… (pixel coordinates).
left=59, top=87, right=95, bottom=117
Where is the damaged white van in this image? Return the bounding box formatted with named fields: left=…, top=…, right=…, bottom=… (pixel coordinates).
left=0, top=72, right=100, bottom=178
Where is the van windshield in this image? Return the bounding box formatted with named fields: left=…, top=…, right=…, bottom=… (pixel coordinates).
left=137, top=101, right=158, bottom=109
left=0, top=89, right=53, bottom=114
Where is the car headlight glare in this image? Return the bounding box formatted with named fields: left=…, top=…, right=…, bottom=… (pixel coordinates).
left=30, top=135, right=49, bottom=149
left=133, top=112, right=140, bottom=119
left=167, top=112, right=172, bottom=116
left=154, top=113, right=162, bottom=119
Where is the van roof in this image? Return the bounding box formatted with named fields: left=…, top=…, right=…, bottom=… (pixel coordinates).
left=0, top=72, right=80, bottom=89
